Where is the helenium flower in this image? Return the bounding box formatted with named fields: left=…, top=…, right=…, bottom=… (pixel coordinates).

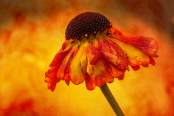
left=45, top=12, right=159, bottom=91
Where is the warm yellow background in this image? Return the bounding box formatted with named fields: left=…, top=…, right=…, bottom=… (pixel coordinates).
left=0, top=0, right=174, bottom=116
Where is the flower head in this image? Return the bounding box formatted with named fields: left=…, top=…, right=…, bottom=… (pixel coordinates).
left=45, top=12, right=159, bottom=91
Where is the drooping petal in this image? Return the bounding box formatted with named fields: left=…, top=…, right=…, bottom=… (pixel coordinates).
left=106, top=39, right=129, bottom=70
left=102, top=60, right=114, bottom=83
left=64, top=59, right=71, bottom=86
left=109, top=36, right=151, bottom=67
left=94, top=38, right=128, bottom=70
left=45, top=65, right=60, bottom=91
left=49, top=39, right=75, bottom=67
left=90, top=52, right=102, bottom=65
left=91, top=59, right=115, bottom=87
left=87, top=62, right=95, bottom=76
left=62, top=39, right=75, bottom=50
left=69, top=45, right=85, bottom=85
left=80, top=56, right=88, bottom=75
left=64, top=63, right=71, bottom=82
left=102, top=52, right=117, bottom=65
left=98, top=39, right=112, bottom=53
left=110, top=34, right=159, bottom=57
left=85, top=42, right=100, bottom=75
left=85, top=74, right=96, bottom=90
left=91, top=59, right=107, bottom=87
left=150, top=56, right=156, bottom=66
left=47, top=79, right=61, bottom=92
left=109, top=64, right=125, bottom=80
left=57, top=47, right=75, bottom=79
left=102, top=52, right=126, bottom=70
left=49, top=48, right=72, bottom=67
left=131, top=65, right=140, bottom=71
left=107, top=39, right=128, bottom=61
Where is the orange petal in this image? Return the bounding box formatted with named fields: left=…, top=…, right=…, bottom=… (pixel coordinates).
left=69, top=45, right=85, bottom=85
left=80, top=56, right=88, bottom=75
left=92, top=59, right=106, bottom=87
left=87, top=61, right=95, bottom=75
left=109, top=64, right=125, bottom=80
left=102, top=60, right=114, bottom=83
left=77, top=42, right=95, bottom=75
left=85, top=43, right=99, bottom=75
left=93, top=75, right=105, bottom=87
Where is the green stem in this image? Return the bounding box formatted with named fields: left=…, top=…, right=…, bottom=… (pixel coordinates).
left=100, top=83, right=124, bottom=116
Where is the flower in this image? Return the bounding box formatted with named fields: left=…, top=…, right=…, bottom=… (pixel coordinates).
left=45, top=12, right=159, bottom=91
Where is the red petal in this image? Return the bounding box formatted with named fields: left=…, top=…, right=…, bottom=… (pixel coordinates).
left=85, top=74, right=96, bottom=90
left=142, top=63, right=149, bottom=67
left=45, top=65, right=58, bottom=82
left=65, top=81, right=70, bottom=86
left=107, top=40, right=129, bottom=70
left=47, top=81, right=56, bottom=92
left=98, top=39, right=112, bottom=53
left=90, top=39, right=115, bottom=65
left=49, top=48, right=71, bottom=67
left=111, top=34, right=159, bottom=57
left=109, top=36, right=152, bottom=68
left=131, top=65, right=140, bottom=71
left=45, top=65, right=60, bottom=91
left=107, top=39, right=127, bottom=60
left=57, top=48, right=75, bottom=79
left=150, top=56, right=156, bottom=66
left=90, top=52, right=102, bottom=65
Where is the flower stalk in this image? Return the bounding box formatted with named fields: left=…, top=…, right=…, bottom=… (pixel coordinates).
left=100, top=83, right=124, bottom=116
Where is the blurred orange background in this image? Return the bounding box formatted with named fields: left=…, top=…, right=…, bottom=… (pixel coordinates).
left=0, top=0, right=174, bottom=116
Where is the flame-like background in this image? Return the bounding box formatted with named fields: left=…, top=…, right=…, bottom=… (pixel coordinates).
left=0, top=0, right=174, bottom=116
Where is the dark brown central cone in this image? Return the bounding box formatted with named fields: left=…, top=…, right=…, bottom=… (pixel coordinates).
left=65, top=12, right=112, bottom=40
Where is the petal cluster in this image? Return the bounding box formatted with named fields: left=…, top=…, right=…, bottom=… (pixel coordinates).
left=45, top=27, right=159, bottom=91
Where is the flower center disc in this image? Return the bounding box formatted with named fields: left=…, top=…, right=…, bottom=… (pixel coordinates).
left=65, top=12, right=112, bottom=40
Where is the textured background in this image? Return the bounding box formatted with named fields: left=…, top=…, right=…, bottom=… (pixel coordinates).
left=0, top=0, right=174, bottom=116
